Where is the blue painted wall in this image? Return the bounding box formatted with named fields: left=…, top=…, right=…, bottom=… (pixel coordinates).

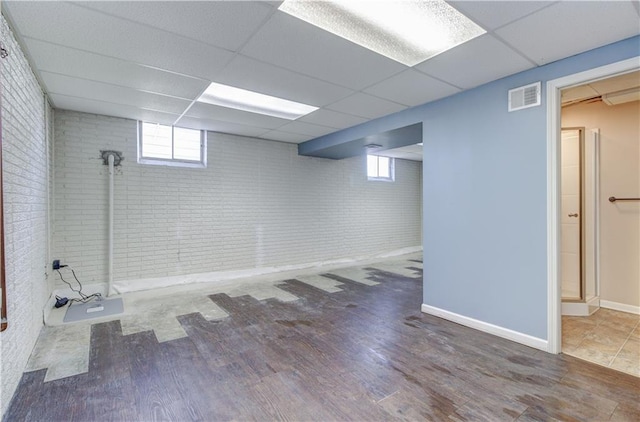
left=301, top=36, right=639, bottom=340
left=421, top=76, right=549, bottom=338
left=420, top=37, right=638, bottom=340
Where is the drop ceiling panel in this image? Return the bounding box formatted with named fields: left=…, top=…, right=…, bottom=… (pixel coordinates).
left=215, top=55, right=354, bottom=107
left=5, top=1, right=234, bottom=80
left=562, top=70, right=640, bottom=103
left=275, top=121, right=336, bottom=137
left=175, top=116, right=270, bottom=138
left=495, top=1, right=640, bottom=66
left=562, top=85, right=599, bottom=103
left=588, top=71, right=640, bottom=95
left=24, top=38, right=209, bottom=100
left=415, top=35, right=534, bottom=90
left=240, top=12, right=406, bottom=90
left=77, top=1, right=275, bottom=52
left=185, top=102, right=288, bottom=130
left=327, top=93, right=406, bottom=120
left=448, top=1, right=555, bottom=30
left=5, top=1, right=640, bottom=149
left=260, top=130, right=311, bottom=144
left=298, top=109, right=368, bottom=130
left=364, top=69, right=460, bottom=107
left=42, top=72, right=192, bottom=115
left=50, top=94, right=180, bottom=126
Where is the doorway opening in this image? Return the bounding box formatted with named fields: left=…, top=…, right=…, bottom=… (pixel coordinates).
left=547, top=58, right=639, bottom=353
left=548, top=59, right=640, bottom=377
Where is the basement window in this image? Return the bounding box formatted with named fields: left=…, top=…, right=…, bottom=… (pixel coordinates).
left=367, top=155, right=394, bottom=182
left=138, top=122, right=206, bottom=168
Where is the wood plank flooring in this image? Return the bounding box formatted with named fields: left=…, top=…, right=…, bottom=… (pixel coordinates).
left=4, top=262, right=640, bottom=421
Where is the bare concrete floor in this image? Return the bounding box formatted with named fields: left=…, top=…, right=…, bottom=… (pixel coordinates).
left=28, top=253, right=420, bottom=383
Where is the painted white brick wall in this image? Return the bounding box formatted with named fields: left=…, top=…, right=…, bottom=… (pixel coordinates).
left=53, top=111, right=421, bottom=289
left=0, top=15, right=52, bottom=416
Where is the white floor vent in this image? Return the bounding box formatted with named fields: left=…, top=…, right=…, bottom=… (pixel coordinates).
left=508, top=82, right=541, bottom=112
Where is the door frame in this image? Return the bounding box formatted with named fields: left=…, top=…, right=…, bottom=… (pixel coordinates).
left=546, top=57, right=639, bottom=354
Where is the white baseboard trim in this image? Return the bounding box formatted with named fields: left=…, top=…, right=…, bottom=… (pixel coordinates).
left=48, top=247, right=423, bottom=298
left=600, top=300, right=640, bottom=315
left=112, top=246, right=422, bottom=294
left=421, top=304, right=548, bottom=352
left=562, top=296, right=600, bottom=316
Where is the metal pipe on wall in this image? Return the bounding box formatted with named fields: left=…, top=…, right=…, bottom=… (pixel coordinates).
left=108, top=153, right=114, bottom=296
left=0, top=45, right=8, bottom=331
left=101, top=150, right=122, bottom=296
left=0, top=77, right=6, bottom=332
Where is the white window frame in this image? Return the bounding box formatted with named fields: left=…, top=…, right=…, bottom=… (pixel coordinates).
left=367, top=154, right=395, bottom=182
left=138, top=121, right=207, bottom=168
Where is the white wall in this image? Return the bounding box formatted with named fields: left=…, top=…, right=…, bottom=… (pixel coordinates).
left=0, top=15, right=53, bottom=415
left=562, top=100, right=640, bottom=309
left=53, top=110, right=422, bottom=291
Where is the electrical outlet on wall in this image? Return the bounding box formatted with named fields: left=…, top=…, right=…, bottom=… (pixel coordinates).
left=52, top=260, right=60, bottom=270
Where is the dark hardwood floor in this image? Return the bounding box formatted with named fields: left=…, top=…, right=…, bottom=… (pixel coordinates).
left=5, top=263, right=640, bottom=421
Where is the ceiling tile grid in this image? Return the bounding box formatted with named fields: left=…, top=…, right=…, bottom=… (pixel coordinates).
left=448, top=1, right=556, bottom=31
left=175, top=116, right=272, bottom=139
left=275, top=121, right=337, bottom=138
left=363, top=69, right=461, bottom=106
left=184, top=102, right=288, bottom=131
left=41, top=72, right=193, bottom=116
left=76, top=1, right=276, bottom=52
left=214, top=55, right=355, bottom=107
left=50, top=94, right=182, bottom=127
left=3, top=0, right=639, bottom=148
left=326, top=93, right=408, bottom=120
left=495, top=1, right=640, bottom=66
left=414, top=34, right=535, bottom=90
left=238, top=11, right=407, bottom=91
left=297, top=109, right=369, bottom=130
left=5, top=2, right=236, bottom=80
left=562, top=70, right=640, bottom=103
left=260, top=130, right=312, bottom=144
left=24, top=38, right=210, bottom=100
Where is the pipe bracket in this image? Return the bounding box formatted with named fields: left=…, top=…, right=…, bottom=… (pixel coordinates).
left=100, top=150, right=124, bottom=166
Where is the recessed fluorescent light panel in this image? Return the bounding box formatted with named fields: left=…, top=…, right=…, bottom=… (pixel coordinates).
left=197, top=82, right=318, bottom=120
left=279, top=0, right=485, bottom=66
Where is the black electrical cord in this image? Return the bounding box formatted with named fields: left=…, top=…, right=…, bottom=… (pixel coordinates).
left=55, top=267, right=102, bottom=306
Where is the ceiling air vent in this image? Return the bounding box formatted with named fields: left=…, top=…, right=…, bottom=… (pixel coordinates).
left=508, top=82, right=541, bottom=112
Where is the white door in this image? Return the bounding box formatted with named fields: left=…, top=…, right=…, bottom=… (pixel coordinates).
left=561, top=129, right=582, bottom=300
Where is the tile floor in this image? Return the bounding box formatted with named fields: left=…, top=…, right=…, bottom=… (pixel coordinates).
left=563, top=308, right=640, bottom=377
